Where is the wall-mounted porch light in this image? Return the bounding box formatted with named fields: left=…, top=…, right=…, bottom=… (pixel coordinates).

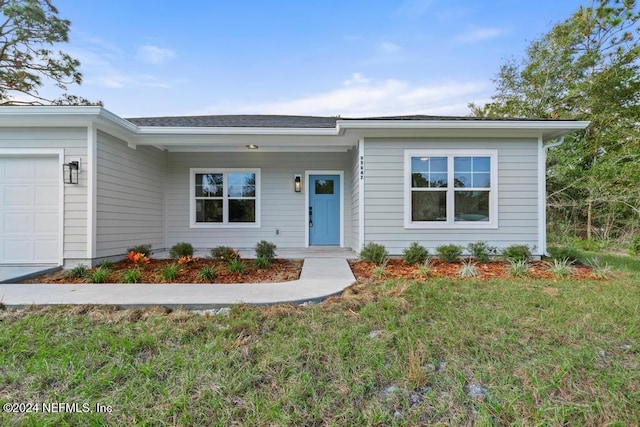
left=246, top=144, right=259, bottom=149
left=63, top=160, right=79, bottom=184
left=294, top=174, right=302, bottom=192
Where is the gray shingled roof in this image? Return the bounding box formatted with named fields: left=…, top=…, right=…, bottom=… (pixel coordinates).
left=125, top=114, right=565, bottom=128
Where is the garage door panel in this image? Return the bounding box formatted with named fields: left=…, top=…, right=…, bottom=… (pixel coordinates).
left=0, top=156, right=60, bottom=264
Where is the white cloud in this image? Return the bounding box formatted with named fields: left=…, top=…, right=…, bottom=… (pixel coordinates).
left=455, top=27, right=507, bottom=43
left=135, top=45, right=176, bottom=64
left=204, top=73, right=488, bottom=117
left=379, top=41, right=402, bottom=53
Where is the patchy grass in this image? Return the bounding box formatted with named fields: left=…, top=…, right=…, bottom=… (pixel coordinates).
left=0, top=259, right=638, bottom=425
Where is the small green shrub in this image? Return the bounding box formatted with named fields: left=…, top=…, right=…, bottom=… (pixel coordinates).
left=170, top=242, right=194, bottom=259
left=630, top=235, right=640, bottom=256
left=121, top=268, right=142, bottom=283
left=126, top=244, right=152, bottom=257
left=255, top=240, right=277, bottom=261
left=459, top=259, right=479, bottom=278
left=548, top=246, right=582, bottom=264
left=66, top=264, right=88, bottom=279
left=211, top=246, right=240, bottom=263
left=254, top=256, right=271, bottom=269
left=228, top=258, right=247, bottom=275
left=418, top=257, right=433, bottom=279
left=507, top=259, right=529, bottom=277
left=360, top=242, right=389, bottom=265
left=588, top=257, right=613, bottom=279
left=467, top=241, right=494, bottom=263
left=162, top=263, right=180, bottom=281
left=198, top=265, right=217, bottom=281
left=549, top=258, right=574, bottom=278
left=87, top=267, right=110, bottom=283
left=502, top=244, right=532, bottom=262
left=402, top=242, right=429, bottom=265
left=436, top=244, right=463, bottom=263
left=97, top=260, right=114, bottom=271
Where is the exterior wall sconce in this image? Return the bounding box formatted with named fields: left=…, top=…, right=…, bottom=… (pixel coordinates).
left=63, top=160, right=79, bottom=184
left=246, top=144, right=259, bottom=149
left=294, top=174, right=302, bottom=192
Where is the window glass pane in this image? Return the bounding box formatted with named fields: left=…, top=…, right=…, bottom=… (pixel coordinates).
left=473, top=157, right=491, bottom=172
left=412, top=191, right=447, bottom=221
left=315, top=179, right=334, bottom=194
left=454, top=173, right=471, bottom=188
left=473, top=172, right=491, bottom=188
left=196, top=199, right=223, bottom=222
left=454, top=157, right=471, bottom=172
left=454, top=191, right=490, bottom=221
left=229, top=199, right=256, bottom=222
left=228, top=173, right=256, bottom=197
left=196, top=174, right=223, bottom=197
left=411, top=157, right=447, bottom=188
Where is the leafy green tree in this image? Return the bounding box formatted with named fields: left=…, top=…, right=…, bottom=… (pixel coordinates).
left=470, top=0, right=640, bottom=241
left=0, top=0, right=98, bottom=105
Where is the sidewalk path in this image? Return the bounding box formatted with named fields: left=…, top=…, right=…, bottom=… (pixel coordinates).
left=0, top=258, right=355, bottom=309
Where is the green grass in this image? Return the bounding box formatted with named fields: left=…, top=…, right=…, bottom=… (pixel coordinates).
left=0, top=255, right=639, bottom=425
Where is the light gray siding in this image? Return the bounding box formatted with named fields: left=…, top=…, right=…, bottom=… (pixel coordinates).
left=166, top=152, right=352, bottom=249
left=0, top=127, right=88, bottom=262
left=363, top=137, right=540, bottom=254
left=95, top=131, right=166, bottom=257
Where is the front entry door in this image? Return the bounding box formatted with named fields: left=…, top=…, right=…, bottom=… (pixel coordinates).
left=309, top=174, right=340, bottom=245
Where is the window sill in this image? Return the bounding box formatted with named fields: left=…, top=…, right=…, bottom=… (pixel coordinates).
left=190, top=223, right=261, bottom=229
left=404, top=222, right=498, bottom=230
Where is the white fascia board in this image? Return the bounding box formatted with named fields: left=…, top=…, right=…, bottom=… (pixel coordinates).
left=136, top=126, right=339, bottom=136
left=337, top=119, right=590, bottom=131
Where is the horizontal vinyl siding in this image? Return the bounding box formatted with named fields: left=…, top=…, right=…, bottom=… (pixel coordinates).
left=96, top=131, right=165, bottom=257
left=166, top=152, right=352, bottom=249
left=0, top=127, right=88, bottom=260
left=363, top=137, right=540, bottom=255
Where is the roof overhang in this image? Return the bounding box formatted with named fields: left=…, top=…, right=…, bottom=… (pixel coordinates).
left=0, top=106, right=590, bottom=151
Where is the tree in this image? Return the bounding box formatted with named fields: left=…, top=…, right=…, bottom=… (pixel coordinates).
left=470, top=0, right=640, bottom=242
left=0, top=0, right=98, bottom=105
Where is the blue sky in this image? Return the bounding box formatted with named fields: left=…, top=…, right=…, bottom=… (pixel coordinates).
left=48, top=0, right=587, bottom=118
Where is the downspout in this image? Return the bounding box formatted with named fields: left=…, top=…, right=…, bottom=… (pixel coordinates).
left=541, top=136, right=564, bottom=256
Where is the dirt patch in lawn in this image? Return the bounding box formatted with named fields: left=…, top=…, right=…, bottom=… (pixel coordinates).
left=349, top=258, right=598, bottom=281
left=23, top=258, right=303, bottom=284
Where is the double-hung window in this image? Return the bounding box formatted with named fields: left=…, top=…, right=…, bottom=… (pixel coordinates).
left=190, top=168, right=260, bottom=228
left=404, top=150, right=497, bottom=228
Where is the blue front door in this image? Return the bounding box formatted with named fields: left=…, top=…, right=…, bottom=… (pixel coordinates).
left=309, top=174, right=340, bottom=245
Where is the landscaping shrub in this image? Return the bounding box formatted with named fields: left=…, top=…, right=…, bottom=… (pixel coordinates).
left=402, top=242, right=429, bottom=265
left=254, top=256, right=271, bottom=269
left=630, top=235, right=640, bottom=256
left=162, top=263, right=180, bottom=281
left=549, top=258, right=574, bottom=278
left=227, top=258, right=247, bottom=275
left=121, top=268, right=142, bottom=284
left=359, top=242, right=388, bottom=265
left=548, top=246, right=582, bottom=264
left=170, top=242, right=194, bottom=259
left=87, top=266, right=110, bottom=283
left=467, top=241, right=494, bottom=263
left=126, top=244, right=152, bottom=256
left=98, top=260, right=114, bottom=270
left=198, top=265, right=217, bottom=281
left=459, top=259, right=479, bottom=278
left=66, top=264, right=88, bottom=279
left=502, top=244, right=532, bottom=262
left=435, top=244, right=463, bottom=263
left=255, top=240, right=277, bottom=261
left=507, top=259, right=529, bottom=277
left=210, top=246, right=239, bottom=262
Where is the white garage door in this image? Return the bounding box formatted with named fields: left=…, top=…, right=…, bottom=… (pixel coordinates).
left=0, top=156, right=60, bottom=264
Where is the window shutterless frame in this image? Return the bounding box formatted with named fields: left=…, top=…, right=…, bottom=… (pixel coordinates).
left=189, top=168, right=261, bottom=228
left=404, top=150, right=498, bottom=229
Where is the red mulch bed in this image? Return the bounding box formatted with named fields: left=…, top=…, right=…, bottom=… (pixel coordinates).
left=24, top=258, right=303, bottom=284
left=349, top=258, right=598, bottom=281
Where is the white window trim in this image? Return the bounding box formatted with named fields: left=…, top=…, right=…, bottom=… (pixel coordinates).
left=404, top=149, right=498, bottom=229
left=189, top=168, right=261, bottom=228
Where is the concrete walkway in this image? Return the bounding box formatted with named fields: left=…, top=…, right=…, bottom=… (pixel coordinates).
left=0, top=258, right=355, bottom=309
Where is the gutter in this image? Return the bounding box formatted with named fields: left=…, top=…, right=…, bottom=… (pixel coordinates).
left=541, top=136, right=565, bottom=257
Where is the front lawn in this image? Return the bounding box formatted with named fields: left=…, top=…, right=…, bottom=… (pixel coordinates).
left=1, top=255, right=639, bottom=425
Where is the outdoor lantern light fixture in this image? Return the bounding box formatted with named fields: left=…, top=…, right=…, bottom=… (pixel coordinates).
left=246, top=144, right=259, bottom=149
left=294, top=174, right=301, bottom=192
left=63, top=160, right=79, bottom=184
